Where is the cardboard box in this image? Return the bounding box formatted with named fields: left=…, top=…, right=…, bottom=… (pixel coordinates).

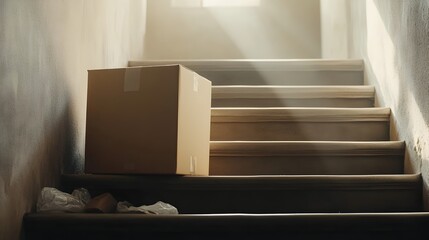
left=85, top=65, right=212, bottom=175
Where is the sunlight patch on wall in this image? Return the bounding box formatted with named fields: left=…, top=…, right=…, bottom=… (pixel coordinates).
left=403, top=89, right=429, bottom=173
left=170, top=0, right=200, bottom=8
left=203, top=0, right=260, bottom=7
left=171, top=0, right=260, bottom=8
left=365, top=0, right=429, bottom=175
left=366, top=0, right=400, bottom=109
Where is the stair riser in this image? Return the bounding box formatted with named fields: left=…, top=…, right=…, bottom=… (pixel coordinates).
left=211, top=122, right=389, bottom=141
left=209, top=156, right=404, bottom=175
left=212, top=98, right=374, bottom=108
left=129, top=60, right=364, bottom=86
left=199, top=71, right=363, bottom=86
left=24, top=231, right=427, bottom=240
left=61, top=175, right=422, bottom=214
left=24, top=229, right=425, bottom=240
left=25, top=213, right=429, bottom=240
left=59, top=187, right=420, bottom=214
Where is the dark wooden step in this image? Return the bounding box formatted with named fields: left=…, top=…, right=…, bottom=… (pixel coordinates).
left=61, top=174, right=422, bottom=214
left=211, top=107, right=390, bottom=141
left=24, top=212, right=429, bottom=240
left=129, top=59, right=364, bottom=86
left=210, top=141, right=405, bottom=175
left=212, top=85, right=374, bottom=107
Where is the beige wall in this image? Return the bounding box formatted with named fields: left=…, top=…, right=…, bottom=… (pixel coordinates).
left=0, top=0, right=146, bottom=239
left=321, top=0, right=429, bottom=207
left=143, top=0, right=321, bottom=59
left=320, top=0, right=349, bottom=58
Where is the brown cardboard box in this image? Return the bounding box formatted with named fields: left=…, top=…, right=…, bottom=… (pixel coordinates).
left=85, top=65, right=212, bottom=175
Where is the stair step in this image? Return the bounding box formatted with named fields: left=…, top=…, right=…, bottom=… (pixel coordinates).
left=129, top=59, right=364, bottom=85
left=212, top=85, right=374, bottom=107
left=24, top=212, right=429, bottom=240
left=61, top=174, right=422, bottom=214
left=211, top=107, right=390, bottom=141
left=210, top=141, right=405, bottom=175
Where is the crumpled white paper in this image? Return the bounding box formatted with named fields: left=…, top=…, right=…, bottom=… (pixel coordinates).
left=116, top=201, right=179, bottom=215
left=36, top=187, right=91, bottom=213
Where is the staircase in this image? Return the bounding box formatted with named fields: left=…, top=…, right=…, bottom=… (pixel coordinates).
left=24, top=60, right=428, bottom=239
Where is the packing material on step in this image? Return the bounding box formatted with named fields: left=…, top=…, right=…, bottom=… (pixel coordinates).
left=36, top=187, right=179, bottom=215
left=84, top=193, right=117, bottom=213
left=37, top=187, right=91, bottom=213
left=117, top=201, right=178, bottom=214
left=85, top=65, right=212, bottom=175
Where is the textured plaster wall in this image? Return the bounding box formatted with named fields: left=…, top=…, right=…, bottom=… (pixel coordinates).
left=321, top=0, right=429, bottom=207
left=0, top=0, right=146, bottom=239
left=143, top=0, right=321, bottom=59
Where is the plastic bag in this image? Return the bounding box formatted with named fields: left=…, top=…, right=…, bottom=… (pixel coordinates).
left=71, top=188, right=91, bottom=205
left=36, top=187, right=91, bottom=213
left=117, top=201, right=179, bottom=215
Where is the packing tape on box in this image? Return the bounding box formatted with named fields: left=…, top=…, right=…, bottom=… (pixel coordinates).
left=193, top=73, right=199, bottom=92
left=124, top=67, right=141, bottom=92
left=190, top=156, right=197, bottom=175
